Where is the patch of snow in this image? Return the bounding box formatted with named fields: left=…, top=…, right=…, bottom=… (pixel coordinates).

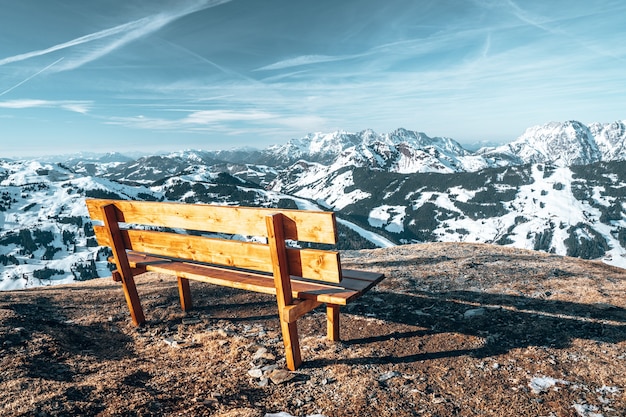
left=572, top=403, right=604, bottom=417
left=529, top=376, right=569, bottom=394
left=368, top=205, right=406, bottom=233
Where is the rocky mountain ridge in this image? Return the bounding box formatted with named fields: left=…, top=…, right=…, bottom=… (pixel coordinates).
left=239, top=120, right=626, bottom=174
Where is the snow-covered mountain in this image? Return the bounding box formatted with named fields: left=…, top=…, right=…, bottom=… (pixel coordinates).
left=268, top=120, right=626, bottom=209
left=480, top=121, right=602, bottom=166
left=261, top=128, right=489, bottom=173
left=265, top=121, right=626, bottom=270
left=589, top=120, right=626, bottom=161
left=246, top=121, right=626, bottom=180
left=3, top=119, right=626, bottom=290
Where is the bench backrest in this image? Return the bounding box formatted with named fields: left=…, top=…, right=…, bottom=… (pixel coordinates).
left=85, top=199, right=342, bottom=283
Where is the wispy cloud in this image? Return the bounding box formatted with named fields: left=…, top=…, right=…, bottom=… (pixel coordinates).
left=0, top=0, right=232, bottom=72
left=255, top=54, right=363, bottom=71
left=0, top=99, right=91, bottom=113
left=500, top=0, right=626, bottom=61
left=0, top=57, right=65, bottom=97
left=184, top=110, right=275, bottom=124
left=105, top=108, right=327, bottom=135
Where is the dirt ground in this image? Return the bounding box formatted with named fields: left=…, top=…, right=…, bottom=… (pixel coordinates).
left=1, top=242, right=625, bottom=417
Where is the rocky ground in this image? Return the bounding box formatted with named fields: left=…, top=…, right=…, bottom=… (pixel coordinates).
left=1, top=242, right=625, bottom=417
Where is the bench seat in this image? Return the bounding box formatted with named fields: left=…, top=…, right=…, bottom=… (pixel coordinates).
left=123, top=251, right=385, bottom=305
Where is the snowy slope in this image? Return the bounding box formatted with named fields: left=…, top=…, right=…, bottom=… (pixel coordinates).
left=273, top=160, right=626, bottom=269
left=0, top=160, right=115, bottom=289
left=0, top=157, right=394, bottom=290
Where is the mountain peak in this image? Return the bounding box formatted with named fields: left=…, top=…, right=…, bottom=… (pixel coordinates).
left=484, top=120, right=602, bottom=166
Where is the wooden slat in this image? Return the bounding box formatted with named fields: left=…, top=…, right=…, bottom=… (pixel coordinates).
left=86, top=198, right=337, bottom=244
left=144, top=262, right=278, bottom=295
left=122, top=252, right=371, bottom=305
left=341, top=269, right=384, bottom=283
left=94, top=226, right=342, bottom=283
left=288, top=247, right=341, bottom=284
left=96, top=226, right=271, bottom=270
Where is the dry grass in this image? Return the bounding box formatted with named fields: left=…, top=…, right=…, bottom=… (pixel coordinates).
left=1, top=243, right=625, bottom=416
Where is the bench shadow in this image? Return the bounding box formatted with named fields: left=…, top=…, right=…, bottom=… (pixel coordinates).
left=1, top=296, right=135, bottom=382
left=306, top=289, right=626, bottom=368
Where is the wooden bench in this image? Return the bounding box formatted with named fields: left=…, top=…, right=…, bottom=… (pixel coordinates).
left=85, top=198, right=385, bottom=370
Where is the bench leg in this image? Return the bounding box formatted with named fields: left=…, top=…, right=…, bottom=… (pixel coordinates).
left=280, top=319, right=302, bottom=371
left=121, top=274, right=145, bottom=326
left=177, top=277, right=192, bottom=311
left=327, top=304, right=340, bottom=341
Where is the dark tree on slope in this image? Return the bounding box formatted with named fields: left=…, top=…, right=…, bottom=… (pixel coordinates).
left=42, top=245, right=61, bottom=260
left=62, top=230, right=76, bottom=246
left=33, top=267, right=65, bottom=280
left=19, top=229, right=37, bottom=255
left=405, top=202, right=454, bottom=242
left=72, top=260, right=99, bottom=281
left=599, top=202, right=623, bottom=223
left=564, top=224, right=609, bottom=259
left=534, top=226, right=554, bottom=252
left=33, top=230, right=54, bottom=247
left=0, top=254, right=19, bottom=266
left=336, top=223, right=378, bottom=250
left=85, top=189, right=123, bottom=200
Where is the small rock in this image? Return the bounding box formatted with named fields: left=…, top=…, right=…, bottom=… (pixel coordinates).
left=262, top=364, right=279, bottom=372
left=248, top=368, right=264, bottom=378
left=378, top=371, right=402, bottom=382
left=432, top=395, right=446, bottom=404
left=163, top=337, right=185, bottom=348
left=253, top=347, right=276, bottom=361
left=463, top=308, right=486, bottom=319
left=252, top=347, right=268, bottom=360
left=217, top=329, right=230, bottom=338
left=258, top=378, right=269, bottom=387
left=269, top=369, right=295, bottom=385
left=182, top=318, right=201, bottom=325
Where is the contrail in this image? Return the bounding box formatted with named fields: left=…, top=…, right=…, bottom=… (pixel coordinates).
left=0, top=19, right=149, bottom=67
left=0, top=57, right=65, bottom=97
left=0, top=0, right=232, bottom=71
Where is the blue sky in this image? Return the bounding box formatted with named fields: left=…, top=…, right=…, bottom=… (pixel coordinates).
left=1, top=0, right=625, bottom=157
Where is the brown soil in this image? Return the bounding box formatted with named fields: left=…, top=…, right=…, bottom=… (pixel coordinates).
left=1, top=242, right=625, bottom=416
